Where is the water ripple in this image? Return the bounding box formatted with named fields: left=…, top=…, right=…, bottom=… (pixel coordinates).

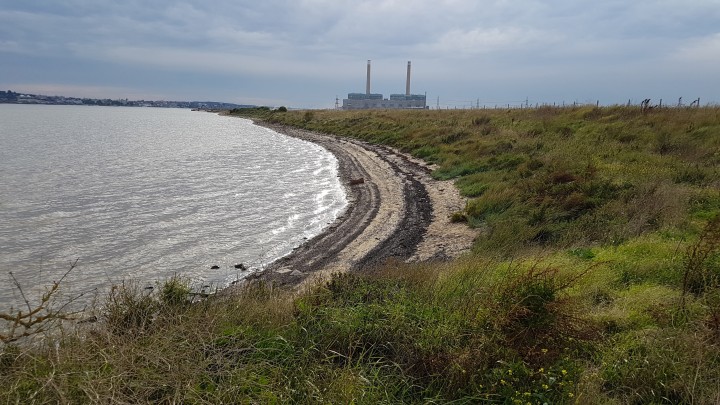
left=0, top=105, right=347, bottom=308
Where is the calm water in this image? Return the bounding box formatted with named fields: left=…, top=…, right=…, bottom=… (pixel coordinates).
left=0, top=105, right=346, bottom=308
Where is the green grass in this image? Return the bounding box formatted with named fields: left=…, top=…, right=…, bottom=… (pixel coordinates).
left=235, top=105, right=720, bottom=256
left=2, top=106, right=719, bottom=403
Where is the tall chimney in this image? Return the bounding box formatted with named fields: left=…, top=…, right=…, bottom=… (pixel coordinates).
left=406, top=61, right=411, bottom=96
left=366, top=60, right=371, bottom=95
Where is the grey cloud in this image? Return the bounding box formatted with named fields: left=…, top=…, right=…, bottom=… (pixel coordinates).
left=0, top=0, right=718, bottom=107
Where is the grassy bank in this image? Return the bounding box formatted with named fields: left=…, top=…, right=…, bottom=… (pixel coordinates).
left=2, top=106, right=719, bottom=403
left=236, top=106, right=720, bottom=256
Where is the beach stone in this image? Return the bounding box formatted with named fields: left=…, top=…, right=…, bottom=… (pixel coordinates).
left=275, top=268, right=292, bottom=274
left=290, top=270, right=304, bottom=277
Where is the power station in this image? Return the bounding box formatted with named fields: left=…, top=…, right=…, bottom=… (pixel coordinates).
left=342, top=60, right=427, bottom=110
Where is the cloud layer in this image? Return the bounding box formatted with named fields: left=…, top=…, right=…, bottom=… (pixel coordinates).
left=1, top=0, right=718, bottom=107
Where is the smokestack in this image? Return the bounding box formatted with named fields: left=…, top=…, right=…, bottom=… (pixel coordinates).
left=406, top=61, right=411, bottom=96
left=366, top=60, right=371, bottom=95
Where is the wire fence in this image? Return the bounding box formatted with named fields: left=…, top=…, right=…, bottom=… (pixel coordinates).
left=432, top=96, right=714, bottom=110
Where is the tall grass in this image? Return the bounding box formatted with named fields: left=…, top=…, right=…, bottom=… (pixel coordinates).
left=2, top=106, right=719, bottom=403
left=235, top=106, right=720, bottom=256
left=1, top=260, right=597, bottom=403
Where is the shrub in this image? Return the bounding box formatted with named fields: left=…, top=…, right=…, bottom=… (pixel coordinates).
left=1, top=262, right=82, bottom=344
left=102, top=281, right=158, bottom=336
left=160, top=276, right=192, bottom=308
left=682, top=215, right=720, bottom=298
left=492, top=264, right=597, bottom=360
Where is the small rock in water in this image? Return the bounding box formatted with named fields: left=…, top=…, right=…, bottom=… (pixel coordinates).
left=234, top=263, right=247, bottom=270
left=210, top=265, right=220, bottom=269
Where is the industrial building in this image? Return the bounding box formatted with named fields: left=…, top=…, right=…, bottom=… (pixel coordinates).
left=342, top=61, right=427, bottom=110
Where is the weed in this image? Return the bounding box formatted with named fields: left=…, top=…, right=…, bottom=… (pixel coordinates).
left=102, top=280, right=158, bottom=337
left=683, top=215, right=720, bottom=298
left=160, top=275, right=192, bottom=308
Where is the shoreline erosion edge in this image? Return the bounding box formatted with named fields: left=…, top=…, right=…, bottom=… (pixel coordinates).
left=240, top=120, right=478, bottom=287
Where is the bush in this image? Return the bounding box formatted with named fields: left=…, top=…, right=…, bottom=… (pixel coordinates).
left=160, top=276, right=192, bottom=308
left=492, top=264, right=598, bottom=361
left=102, top=281, right=158, bottom=336
left=682, top=215, right=720, bottom=297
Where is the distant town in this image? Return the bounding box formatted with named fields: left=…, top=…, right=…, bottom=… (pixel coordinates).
left=0, top=90, right=252, bottom=110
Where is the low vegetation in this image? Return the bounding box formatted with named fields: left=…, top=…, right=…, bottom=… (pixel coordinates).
left=2, top=106, right=719, bottom=403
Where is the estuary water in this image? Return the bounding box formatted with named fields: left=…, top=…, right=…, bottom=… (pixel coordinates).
left=0, top=105, right=347, bottom=309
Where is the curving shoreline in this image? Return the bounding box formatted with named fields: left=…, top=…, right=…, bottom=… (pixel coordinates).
left=245, top=121, right=478, bottom=287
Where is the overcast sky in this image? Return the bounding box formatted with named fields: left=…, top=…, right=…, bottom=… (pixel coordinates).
left=1, top=1, right=718, bottom=108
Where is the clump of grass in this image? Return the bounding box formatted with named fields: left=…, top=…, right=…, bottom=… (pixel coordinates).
left=682, top=214, right=720, bottom=298
left=450, top=211, right=468, bottom=223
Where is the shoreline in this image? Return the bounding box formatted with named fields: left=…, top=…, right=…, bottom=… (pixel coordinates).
left=242, top=120, right=478, bottom=287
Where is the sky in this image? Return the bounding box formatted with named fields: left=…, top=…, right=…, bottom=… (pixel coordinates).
left=1, top=0, right=718, bottom=109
